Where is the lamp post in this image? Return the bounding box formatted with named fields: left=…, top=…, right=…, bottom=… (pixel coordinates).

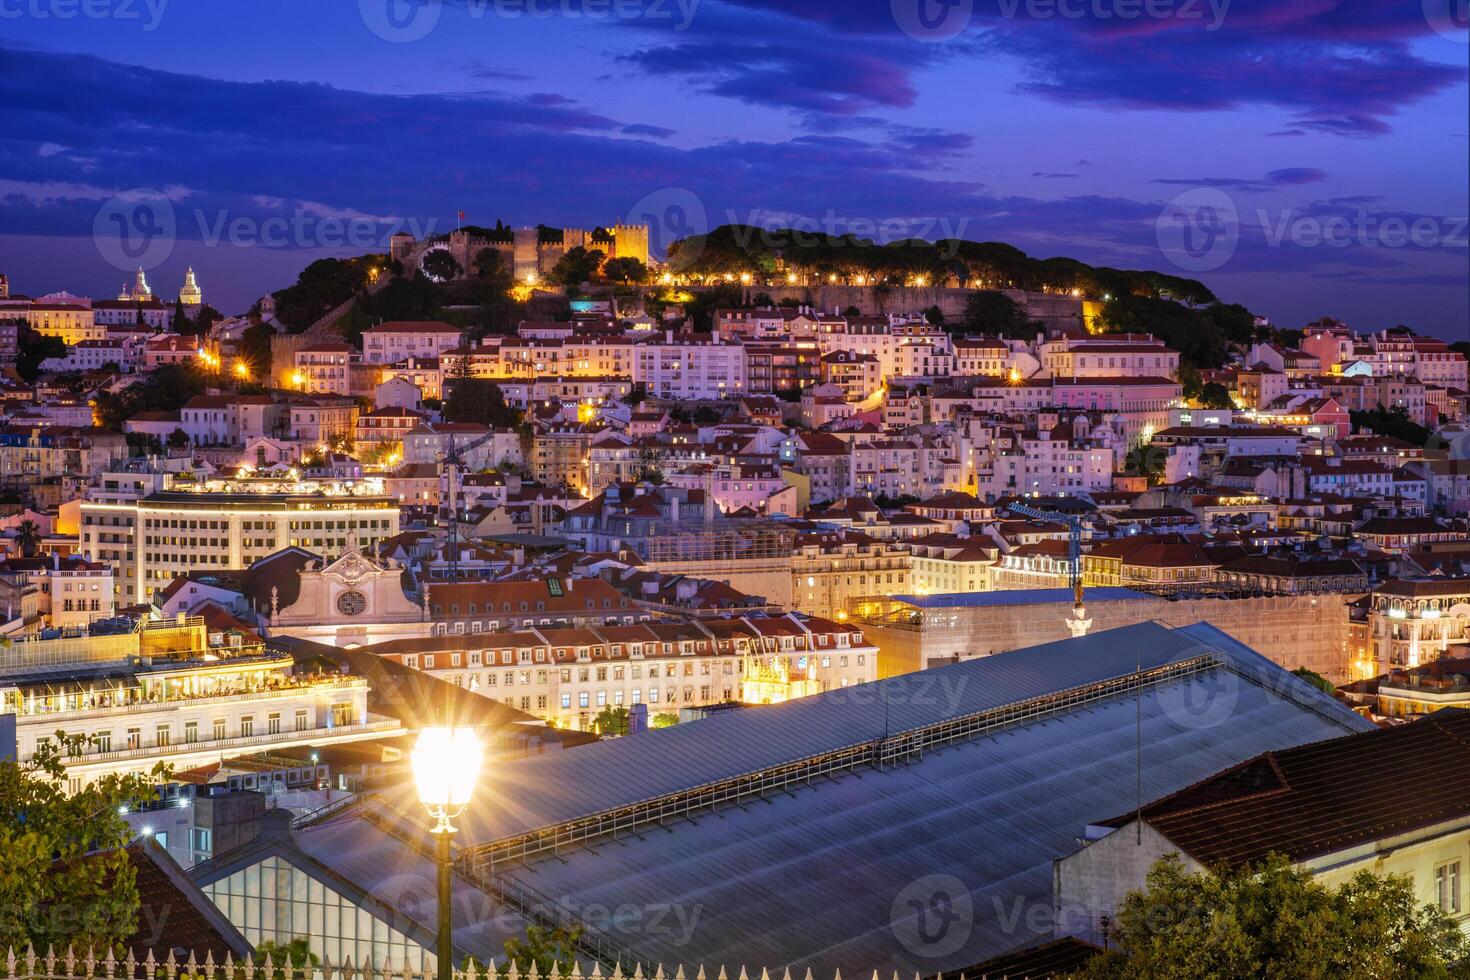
left=412, top=726, right=484, bottom=980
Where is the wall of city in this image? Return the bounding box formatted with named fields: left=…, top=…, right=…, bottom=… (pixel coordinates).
left=861, top=590, right=1360, bottom=682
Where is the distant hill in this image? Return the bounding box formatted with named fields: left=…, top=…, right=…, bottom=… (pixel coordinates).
left=667, top=225, right=1218, bottom=306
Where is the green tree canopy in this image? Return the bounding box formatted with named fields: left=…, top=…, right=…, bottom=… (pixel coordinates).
left=1075, top=853, right=1468, bottom=979
left=1198, top=382, right=1234, bottom=409
left=443, top=378, right=522, bottom=429
left=422, top=249, right=463, bottom=282
left=16, top=327, right=66, bottom=382
left=0, top=735, right=166, bottom=952
left=601, top=256, right=648, bottom=284
left=93, top=363, right=210, bottom=433
left=497, top=925, right=581, bottom=978
left=962, top=290, right=1037, bottom=339
left=550, top=246, right=605, bottom=288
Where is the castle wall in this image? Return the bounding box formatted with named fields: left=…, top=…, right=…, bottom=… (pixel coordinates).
left=713, top=285, right=1086, bottom=330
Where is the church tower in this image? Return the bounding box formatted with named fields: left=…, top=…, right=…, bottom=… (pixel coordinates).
left=179, top=267, right=203, bottom=308
left=118, top=267, right=154, bottom=302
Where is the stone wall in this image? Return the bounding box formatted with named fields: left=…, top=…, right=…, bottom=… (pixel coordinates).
left=722, top=285, right=1087, bottom=331
left=864, top=590, right=1359, bottom=683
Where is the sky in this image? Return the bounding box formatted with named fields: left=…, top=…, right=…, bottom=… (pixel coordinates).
left=0, top=0, right=1466, bottom=338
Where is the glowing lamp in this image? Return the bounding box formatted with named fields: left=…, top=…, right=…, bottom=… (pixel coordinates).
left=412, top=726, right=483, bottom=814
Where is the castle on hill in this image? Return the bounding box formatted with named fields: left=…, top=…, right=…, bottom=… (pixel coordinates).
left=390, top=224, right=650, bottom=282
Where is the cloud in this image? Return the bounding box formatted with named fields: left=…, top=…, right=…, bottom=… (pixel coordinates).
left=1152, top=168, right=1328, bottom=192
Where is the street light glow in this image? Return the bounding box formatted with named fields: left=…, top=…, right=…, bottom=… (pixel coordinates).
left=412, top=726, right=483, bottom=813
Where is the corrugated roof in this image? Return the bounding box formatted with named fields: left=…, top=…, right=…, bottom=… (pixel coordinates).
left=308, top=623, right=1370, bottom=974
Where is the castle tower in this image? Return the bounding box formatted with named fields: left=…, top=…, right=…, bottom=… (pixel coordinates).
left=0, top=273, right=8, bottom=299
left=179, top=267, right=202, bottom=308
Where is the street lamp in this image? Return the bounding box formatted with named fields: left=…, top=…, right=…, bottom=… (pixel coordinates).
left=412, top=726, right=484, bottom=980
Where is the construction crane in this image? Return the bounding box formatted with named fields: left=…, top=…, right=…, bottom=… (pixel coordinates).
left=440, top=428, right=504, bottom=581
left=1002, top=501, right=1089, bottom=629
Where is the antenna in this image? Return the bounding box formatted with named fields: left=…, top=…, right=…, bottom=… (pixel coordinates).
left=1136, top=642, right=1143, bottom=846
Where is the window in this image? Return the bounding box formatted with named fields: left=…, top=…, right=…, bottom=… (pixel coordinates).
left=267, top=712, right=282, bottom=735
left=240, top=716, right=254, bottom=738
left=296, top=709, right=309, bottom=731
left=1438, top=862, right=1461, bottom=914
left=155, top=725, right=170, bottom=747
left=213, top=718, right=226, bottom=741
left=184, top=721, right=198, bottom=743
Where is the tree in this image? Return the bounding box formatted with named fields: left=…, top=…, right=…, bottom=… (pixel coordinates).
left=601, top=257, right=648, bottom=285
left=15, top=326, right=66, bottom=382
left=166, top=428, right=191, bottom=450
left=1351, top=407, right=1432, bottom=445
left=634, top=445, right=666, bottom=485
left=473, top=247, right=510, bottom=281
left=92, top=363, right=209, bottom=431
left=1075, top=853, right=1468, bottom=978
left=1123, top=444, right=1166, bottom=484
left=651, top=713, right=679, bottom=729
left=422, top=249, right=462, bottom=282
left=550, top=246, right=605, bottom=289
left=14, top=519, right=41, bottom=557
left=498, top=925, right=581, bottom=978
left=444, top=378, right=521, bottom=429
left=171, top=298, right=189, bottom=334
left=254, top=938, right=318, bottom=980
left=0, top=734, right=167, bottom=952
left=1198, top=382, right=1234, bottom=409
left=962, top=290, right=1035, bottom=339
left=922, top=304, right=945, bottom=326
left=1292, top=667, right=1334, bottom=693
left=591, top=706, right=629, bottom=736
left=1177, top=361, right=1203, bottom=401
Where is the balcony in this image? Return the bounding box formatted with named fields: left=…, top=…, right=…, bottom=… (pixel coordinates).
left=9, top=676, right=369, bottom=723
left=62, top=715, right=402, bottom=768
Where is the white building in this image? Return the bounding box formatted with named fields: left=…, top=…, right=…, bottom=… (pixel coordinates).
left=633, top=335, right=748, bottom=399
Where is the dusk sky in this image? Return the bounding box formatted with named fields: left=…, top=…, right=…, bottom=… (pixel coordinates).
left=1, top=0, right=1466, bottom=336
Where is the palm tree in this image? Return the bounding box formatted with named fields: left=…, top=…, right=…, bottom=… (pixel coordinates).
left=15, top=519, right=40, bottom=558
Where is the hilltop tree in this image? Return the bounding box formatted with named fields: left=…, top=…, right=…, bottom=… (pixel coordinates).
left=963, top=290, right=1036, bottom=339
left=601, top=256, right=648, bottom=284
left=422, top=249, right=462, bottom=282
left=551, top=246, right=605, bottom=289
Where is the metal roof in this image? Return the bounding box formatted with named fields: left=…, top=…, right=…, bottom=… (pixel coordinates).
left=323, top=622, right=1372, bottom=973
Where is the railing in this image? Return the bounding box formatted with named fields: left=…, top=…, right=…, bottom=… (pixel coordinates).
left=462, top=655, right=1218, bottom=871
left=0, top=948, right=861, bottom=980
left=12, top=678, right=369, bottom=722
left=60, top=718, right=401, bottom=766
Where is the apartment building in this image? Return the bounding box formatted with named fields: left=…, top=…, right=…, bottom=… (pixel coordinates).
left=80, top=475, right=400, bottom=603
left=361, top=321, right=463, bottom=365
left=363, top=612, right=878, bottom=730
left=293, top=343, right=354, bottom=396
left=633, top=334, right=748, bottom=399
left=0, top=616, right=398, bottom=791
